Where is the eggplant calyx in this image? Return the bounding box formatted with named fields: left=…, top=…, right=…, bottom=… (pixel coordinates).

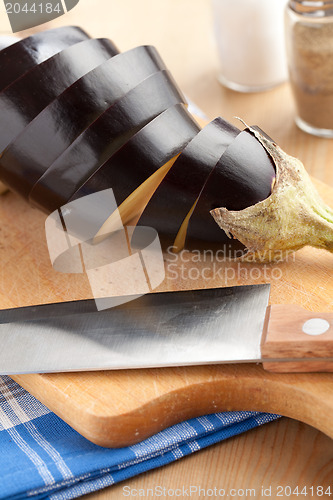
left=211, top=126, right=333, bottom=263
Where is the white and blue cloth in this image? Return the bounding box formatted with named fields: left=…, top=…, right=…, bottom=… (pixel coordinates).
left=0, top=375, right=280, bottom=499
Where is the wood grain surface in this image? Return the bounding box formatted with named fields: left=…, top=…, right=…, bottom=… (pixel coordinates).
left=1, top=0, right=333, bottom=497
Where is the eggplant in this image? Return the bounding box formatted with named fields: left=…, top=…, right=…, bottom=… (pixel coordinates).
left=211, top=128, right=333, bottom=261
left=30, top=70, right=186, bottom=213
left=68, top=104, right=200, bottom=234
left=183, top=129, right=276, bottom=249
left=70, top=104, right=200, bottom=204
left=0, top=26, right=90, bottom=92
left=0, top=38, right=119, bottom=154
left=1, top=27, right=332, bottom=262
left=0, top=45, right=169, bottom=199
left=133, top=118, right=240, bottom=248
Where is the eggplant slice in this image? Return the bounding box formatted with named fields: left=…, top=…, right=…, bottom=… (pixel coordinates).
left=30, top=70, right=187, bottom=213
left=133, top=118, right=240, bottom=248
left=0, top=38, right=119, bottom=154
left=0, top=26, right=90, bottom=92
left=184, top=129, right=276, bottom=249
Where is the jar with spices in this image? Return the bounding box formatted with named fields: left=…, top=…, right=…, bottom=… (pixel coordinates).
left=285, top=0, right=333, bottom=137
left=211, top=0, right=288, bottom=92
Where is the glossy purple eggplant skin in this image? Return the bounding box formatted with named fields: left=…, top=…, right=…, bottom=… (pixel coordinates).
left=0, top=38, right=119, bottom=154
left=0, top=45, right=169, bottom=199
left=185, top=129, right=276, bottom=248
left=0, top=26, right=90, bottom=92
left=30, top=70, right=187, bottom=213
left=0, top=36, right=20, bottom=51
left=69, top=104, right=200, bottom=212
left=134, top=118, right=240, bottom=247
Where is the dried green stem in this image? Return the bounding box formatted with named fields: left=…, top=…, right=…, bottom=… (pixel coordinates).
left=211, top=127, right=333, bottom=262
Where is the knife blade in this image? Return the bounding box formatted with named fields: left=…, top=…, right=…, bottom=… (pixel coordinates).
left=0, top=284, right=332, bottom=374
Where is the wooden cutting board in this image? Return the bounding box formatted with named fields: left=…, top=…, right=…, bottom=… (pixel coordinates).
left=0, top=179, right=332, bottom=448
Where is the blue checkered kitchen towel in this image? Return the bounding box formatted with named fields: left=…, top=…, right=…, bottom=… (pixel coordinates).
left=0, top=376, right=280, bottom=499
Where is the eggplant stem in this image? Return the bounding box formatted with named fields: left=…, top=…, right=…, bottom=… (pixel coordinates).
left=211, top=126, right=333, bottom=262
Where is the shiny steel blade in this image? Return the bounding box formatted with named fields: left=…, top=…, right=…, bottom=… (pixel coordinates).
left=0, top=284, right=270, bottom=374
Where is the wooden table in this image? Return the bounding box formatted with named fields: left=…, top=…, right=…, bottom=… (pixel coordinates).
left=8, top=0, right=333, bottom=497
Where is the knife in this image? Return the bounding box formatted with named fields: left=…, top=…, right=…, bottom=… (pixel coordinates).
left=0, top=283, right=332, bottom=374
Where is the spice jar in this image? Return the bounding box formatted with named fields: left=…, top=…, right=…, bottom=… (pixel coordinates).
left=285, top=0, right=333, bottom=137
left=211, top=0, right=288, bottom=92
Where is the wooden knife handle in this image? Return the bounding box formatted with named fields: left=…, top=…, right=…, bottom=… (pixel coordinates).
left=262, top=305, right=333, bottom=372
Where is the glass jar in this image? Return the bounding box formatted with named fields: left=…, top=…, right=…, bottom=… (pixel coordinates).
left=211, top=0, right=288, bottom=93
left=285, top=0, right=333, bottom=137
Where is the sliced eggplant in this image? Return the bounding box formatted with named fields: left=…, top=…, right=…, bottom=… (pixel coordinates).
left=0, top=38, right=119, bottom=154
left=0, top=27, right=329, bottom=263
left=133, top=118, right=240, bottom=248
left=0, top=45, right=169, bottom=199
left=66, top=104, right=200, bottom=235
left=0, top=26, right=90, bottom=92
left=30, top=70, right=186, bottom=213
left=94, top=156, right=180, bottom=243
left=183, top=129, right=276, bottom=249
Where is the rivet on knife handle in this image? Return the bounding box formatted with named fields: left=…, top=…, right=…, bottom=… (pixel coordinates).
left=261, top=305, right=333, bottom=373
